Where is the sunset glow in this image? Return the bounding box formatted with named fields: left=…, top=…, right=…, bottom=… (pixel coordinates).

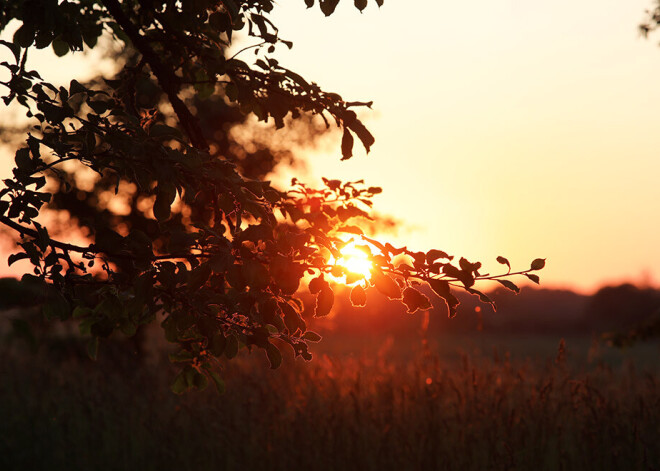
left=2, top=1, right=660, bottom=294
left=328, top=238, right=374, bottom=284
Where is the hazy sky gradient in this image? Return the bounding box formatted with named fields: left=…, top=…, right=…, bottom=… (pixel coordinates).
left=265, top=0, right=660, bottom=293
left=1, top=0, right=659, bottom=293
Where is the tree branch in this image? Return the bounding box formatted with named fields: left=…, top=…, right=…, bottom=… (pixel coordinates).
left=100, top=0, right=209, bottom=151
left=0, top=216, right=210, bottom=262
left=0, top=215, right=91, bottom=255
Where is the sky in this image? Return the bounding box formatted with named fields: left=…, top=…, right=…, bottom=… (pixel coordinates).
left=1, top=0, right=660, bottom=293
left=263, top=0, right=660, bottom=293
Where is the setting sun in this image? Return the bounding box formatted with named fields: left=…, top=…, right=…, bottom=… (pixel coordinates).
left=328, top=239, right=374, bottom=284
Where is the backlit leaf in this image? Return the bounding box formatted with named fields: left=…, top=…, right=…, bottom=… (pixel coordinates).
left=315, top=287, right=334, bottom=317
left=428, top=279, right=460, bottom=317
left=466, top=287, right=496, bottom=310
left=372, top=271, right=401, bottom=299
left=309, top=275, right=326, bottom=294
left=350, top=284, right=367, bottom=306
left=302, top=331, right=322, bottom=342
left=402, top=287, right=431, bottom=314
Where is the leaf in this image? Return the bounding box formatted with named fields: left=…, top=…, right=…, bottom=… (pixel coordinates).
left=402, top=287, right=431, bottom=314
left=530, top=258, right=546, bottom=271
left=302, top=331, right=322, bottom=342
left=271, top=257, right=303, bottom=295
left=426, top=249, right=452, bottom=264
left=209, top=371, right=226, bottom=394
left=223, top=0, right=241, bottom=22
left=524, top=273, right=540, bottom=284
left=341, top=127, right=354, bottom=160
left=15, top=148, right=32, bottom=171
left=153, top=182, right=177, bottom=222
left=87, top=100, right=109, bottom=114
left=281, top=301, right=305, bottom=333
left=345, top=271, right=364, bottom=285
left=69, top=79, right=87, bottom=96
left=496, top=279, right=520, bottom=293
left=51, top=38, right=69, bottom=57
left=188, top=262, right=212, bottom=291
left=13, top=23, right=35, bottom=48
left=241, top=259, right=269, bottom=289
left=308, top=275, right=326, bottom=294
left=7, top=253, right=29, bottom=266
left=0, top=39, right=21, bottom=62
left=354, top=0, right=368, bottom=11
left=336, top=225, right=363, bottom=235
left=465, top=287, right=496, bottom=311
left=209, top=251, right=232, bottom=273
left=428, top=279, right=460, bottom=318
left=372, top=271, right=401, bottom=299
left=350, top=284, right=367, bottom=307
left=348, top=119, right=375, bottom=153
left=496, top=256, right=511, bottom=272
left=265, top=342, right=282, bottom=369
left=192, top=371, right=209, bottom=391
left=315, top=287, right=334, bottom=317
left=320, top=0, right=340, bottom=16
left=150, top=123, right=183, bottom=140
left=459, top=257, right=481, bottom=274
left=443, top=264, right=474, bottom=288
left=305, top=0, right=314, bottom=8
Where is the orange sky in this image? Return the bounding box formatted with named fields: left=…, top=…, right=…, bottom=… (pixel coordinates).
left=1, top=0, right=660, bottom=294
left=264, top=0, right=660, bottom=294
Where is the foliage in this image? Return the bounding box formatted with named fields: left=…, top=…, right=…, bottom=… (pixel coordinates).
left=0, top=0, right=542, bottom=392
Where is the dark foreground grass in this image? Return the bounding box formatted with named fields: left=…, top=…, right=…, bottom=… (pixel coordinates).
left=2, top=335, right=660, bottom=471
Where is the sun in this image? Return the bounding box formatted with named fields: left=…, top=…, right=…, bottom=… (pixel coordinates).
left=328, top=238, right=374, bottom=284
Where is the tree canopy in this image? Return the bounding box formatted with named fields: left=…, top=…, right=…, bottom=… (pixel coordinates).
left=0, top=0, right=543, bottom=393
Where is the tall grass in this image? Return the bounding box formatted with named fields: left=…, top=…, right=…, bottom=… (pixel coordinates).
left=1, top=335, right=659, bottom=471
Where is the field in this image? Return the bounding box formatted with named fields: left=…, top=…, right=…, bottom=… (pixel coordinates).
left=2, top=326, right=660, bottom=471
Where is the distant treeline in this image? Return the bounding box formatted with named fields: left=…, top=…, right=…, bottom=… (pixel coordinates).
left=314, top=283, right=660, bottom=336
left=1, top=277, right=659, bottom=337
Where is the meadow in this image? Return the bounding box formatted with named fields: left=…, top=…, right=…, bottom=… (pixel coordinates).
left=2, top=327, right=660, bottom=471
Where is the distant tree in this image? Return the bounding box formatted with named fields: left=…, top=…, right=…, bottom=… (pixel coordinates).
left=0, top=0, right=542, bottom=393
left=593, top=284, right=660, bottom=346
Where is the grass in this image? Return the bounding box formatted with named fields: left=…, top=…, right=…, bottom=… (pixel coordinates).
left=2, top=332, right=660, bottom=471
